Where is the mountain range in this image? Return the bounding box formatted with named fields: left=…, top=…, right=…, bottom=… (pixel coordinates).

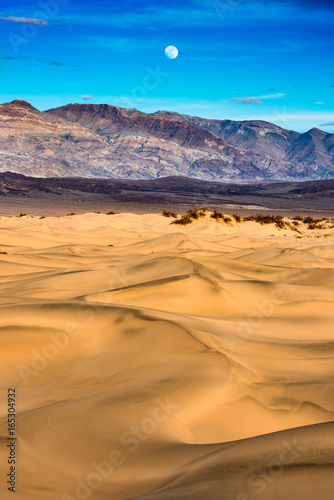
left=0, top=99, right=333, bottom=182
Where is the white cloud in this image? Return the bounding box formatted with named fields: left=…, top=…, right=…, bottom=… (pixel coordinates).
left=230, top=93, right=286, bottom=105
left=261, top=93, right=286, bottom=100
left=81, top=95, right=93, bottom=100
left=231, top=96, right=261, bottom=105
left=0, top=15, right=47, bottom=25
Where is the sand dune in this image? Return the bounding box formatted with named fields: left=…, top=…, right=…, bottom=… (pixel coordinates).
left=0, top=213, right=333, bottom=499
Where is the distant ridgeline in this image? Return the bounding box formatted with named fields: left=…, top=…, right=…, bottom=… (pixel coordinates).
left=0, top=99, right=333, bottom=182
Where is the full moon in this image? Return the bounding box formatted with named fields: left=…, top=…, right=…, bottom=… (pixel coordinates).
left=165, top=46, right=178, bottom=60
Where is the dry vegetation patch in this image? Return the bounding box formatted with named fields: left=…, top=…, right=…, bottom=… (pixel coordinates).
left=162, top=210, right=178, bottom=218
left=243, top=214, right=287, bottom=229
left=170, top=207, right=209, bottom=225
left=165, top=208, right=333, bottom=234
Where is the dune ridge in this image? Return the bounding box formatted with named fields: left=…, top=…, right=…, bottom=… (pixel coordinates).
left=0, top=212, right=333, bottom=499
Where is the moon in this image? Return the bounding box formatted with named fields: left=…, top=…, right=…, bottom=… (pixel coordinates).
left=165, top=46, right=178, bottom=60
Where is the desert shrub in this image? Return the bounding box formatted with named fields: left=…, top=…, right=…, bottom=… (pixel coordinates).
left=106, top=211, right=117, bottom=215
left=198, top=207, right=209, bottom=217
left=211, top=212, right=237, bottom=223
left=16, top=213, right=27, bottom=218
left=186, top=208, right=207, bottom=219
left=171, top=215, right=193, bottom=225
left=293, top=215, right=303, bottom=221
left=303, top=216, right=324, bottom=225
left=0, top=251, right=7, bottom=254
left=285, top=222, right=301, bottom=233
left=243, top=213, right=286, bottom=229
left=95, top=211, right=101, bottom=214
left=39, top=216, right=45, bottom=219
left=67, top=212, right=76, bottom=216
left=162, top=210, right=178, bottom=218
left=232, top=213, right=242, bottom=222
left=211, top=210, right=225, bottom=220
left=243, top=215, right=257, bottom=222
left=307, top=223, right=326, bottom=229
left=172, top=207, right=209, bottom=225
left=276, top=219, right=286, bottom=229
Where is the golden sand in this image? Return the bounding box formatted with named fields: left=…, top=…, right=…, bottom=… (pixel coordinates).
left=0, top=213, right=333, bottom=499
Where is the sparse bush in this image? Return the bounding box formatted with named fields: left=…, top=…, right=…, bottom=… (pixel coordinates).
left=106, top=211, right=117, bottom=215
left=243, top=215, right=256, bottom=222
left=224, top=217, right=232, bottom=223
left=308, top=223, right=325, bottom=230
left=232, top=213, right=242, bottom=222
left=171, top=207, right=209, bottom=225
left=198, top=207, right=209, bottom=217
left=39, top=216, right=45, bottom=219
left=162, top=210, right=178, bottom=218
left=67, top=212, right=76, bottom=216
left=276, top=219, right=286, bottom=229
left=16, top=213, right=27, bottom=218
left=0, top=251, right=7, bottom=254
left=303, top=216, right=324, bottom=225
left=186, top=208, right=202, bottom=219
left=243, top=213, right=286, bottom=229
left=293, top=215, right=303, bottom=221
left=171, top=215, right=193, bottom=225
left=211, top=210, right=225, bottom=220
left=285, top=222, right=302, bottom=233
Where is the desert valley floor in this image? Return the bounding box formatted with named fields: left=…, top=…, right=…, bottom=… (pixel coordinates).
left=0, top=212, right=333, bottom=499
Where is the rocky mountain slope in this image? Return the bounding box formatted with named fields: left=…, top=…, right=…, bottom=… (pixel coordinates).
left=0, top=99, right=333, bottom=182
left=154, top=110, right=334, bottom=179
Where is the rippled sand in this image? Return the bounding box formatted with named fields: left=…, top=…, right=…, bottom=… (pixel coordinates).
left=0, top=213, right=333, bottom=499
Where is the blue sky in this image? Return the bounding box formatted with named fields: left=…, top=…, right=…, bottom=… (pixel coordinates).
left=0, top=0, right=333, bottom=132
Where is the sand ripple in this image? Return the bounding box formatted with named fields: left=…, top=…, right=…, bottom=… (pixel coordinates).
left=0, top=213, right=333, bottom=499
